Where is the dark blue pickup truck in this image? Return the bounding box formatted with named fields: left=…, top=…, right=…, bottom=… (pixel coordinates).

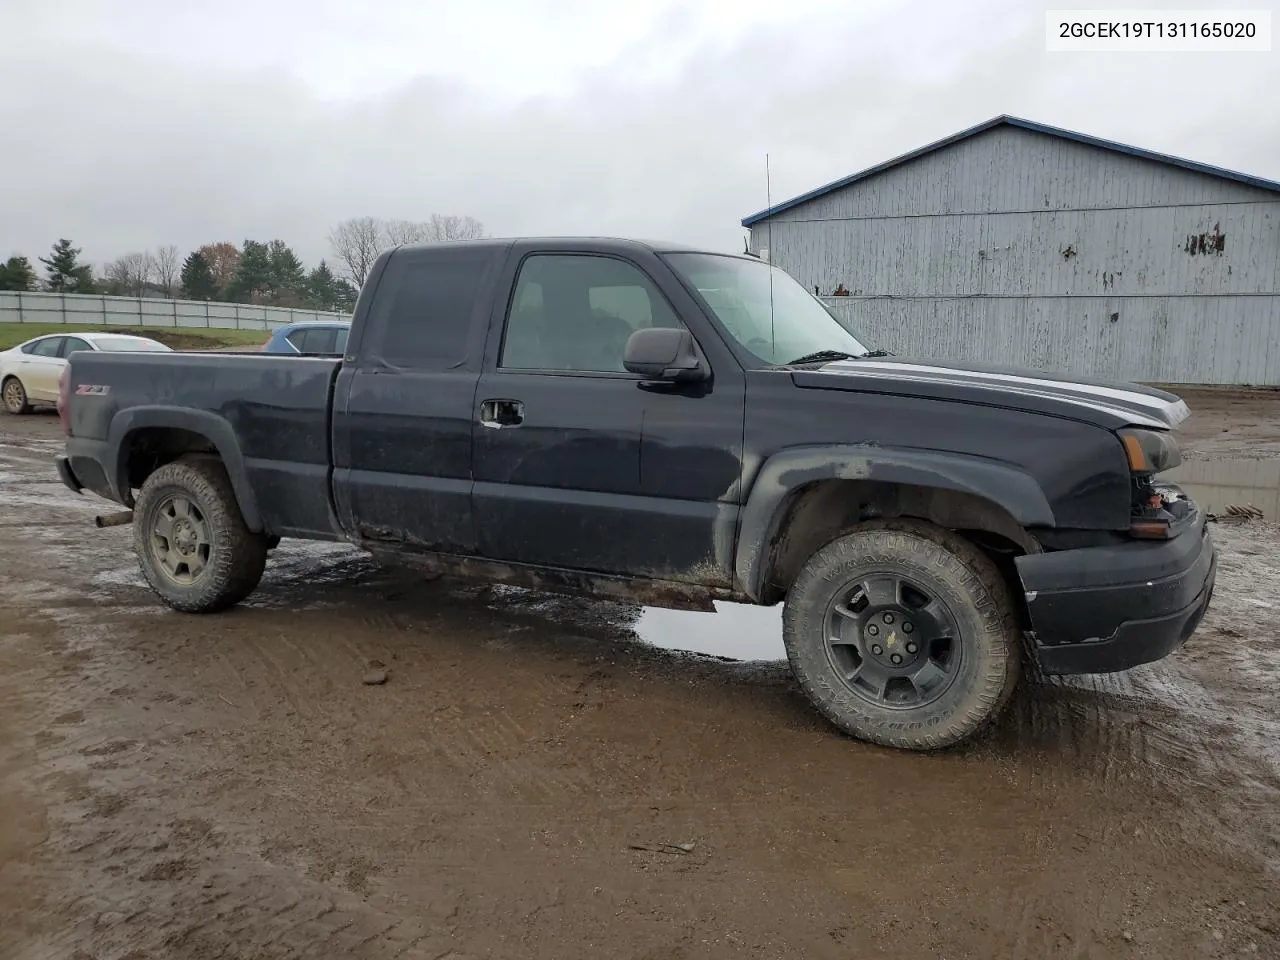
left=56, top=238, right=1215, bottom=750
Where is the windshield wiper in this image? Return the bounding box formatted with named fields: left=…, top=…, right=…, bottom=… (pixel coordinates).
left=785, top=350, right=859, bottom=365
left=785, top=348, right=894, bottom=365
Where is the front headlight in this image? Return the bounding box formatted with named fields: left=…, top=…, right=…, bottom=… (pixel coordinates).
left=1118, top=428, right=1182, bottom=474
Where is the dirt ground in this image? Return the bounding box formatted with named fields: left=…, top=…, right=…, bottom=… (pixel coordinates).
left=1, top=393, right=1278, bottom=960
left=1172, top=387, right=1280, bottom=457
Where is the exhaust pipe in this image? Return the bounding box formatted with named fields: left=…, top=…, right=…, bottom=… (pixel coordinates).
left=94, top=510, right=134, bottom=528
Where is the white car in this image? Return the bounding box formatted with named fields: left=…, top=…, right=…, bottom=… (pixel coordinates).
left=1, top=332, right=172, bottom=414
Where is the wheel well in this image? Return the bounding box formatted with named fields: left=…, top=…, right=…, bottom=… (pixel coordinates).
left=760, top=480, right=1038, bottom=606
left=123, top=427, right=218, bottom=491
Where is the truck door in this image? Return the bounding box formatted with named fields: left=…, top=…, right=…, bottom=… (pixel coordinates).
left=331, top=244, right=507, bottom=554
left=472, top=246, right=746, bottom=585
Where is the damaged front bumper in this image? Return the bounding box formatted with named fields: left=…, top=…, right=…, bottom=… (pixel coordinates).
left=1016, top=495, right=1217, bottom=675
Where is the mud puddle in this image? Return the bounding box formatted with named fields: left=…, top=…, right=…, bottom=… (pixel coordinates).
left=433, top=579, right=786, bottom=661
left=1170, top=457, right=1280, bottom=518
left=634, top=601, right=784, bottom=660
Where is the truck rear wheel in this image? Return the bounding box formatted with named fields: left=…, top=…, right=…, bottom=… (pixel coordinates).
left=782, top=519, right=1020, bottom=750
left=133, top=455, right=267, bottom=613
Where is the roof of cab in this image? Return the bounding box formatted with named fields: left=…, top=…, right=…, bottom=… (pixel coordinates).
left=393, top=236, right=739, bottom=257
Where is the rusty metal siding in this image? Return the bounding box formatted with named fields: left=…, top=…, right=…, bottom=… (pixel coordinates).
left=757, top=126, right=1279, bottom=222
left=755, top=203, right=1279, bottom=298
left=824, top=295, right=1280, bottom=386
left=747, top=125, right=1280, bottom=385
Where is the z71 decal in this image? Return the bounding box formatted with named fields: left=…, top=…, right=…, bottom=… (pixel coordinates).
left=75, top=384, right=110, bottom=396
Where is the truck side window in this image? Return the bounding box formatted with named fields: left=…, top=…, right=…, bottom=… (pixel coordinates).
left=500, top=254, right=682, bottom=373
left=375, top=255, right=490, bottom=369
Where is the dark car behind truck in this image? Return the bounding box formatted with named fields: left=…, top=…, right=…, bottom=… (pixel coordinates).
left=56, top=238, right=1216, bottom=750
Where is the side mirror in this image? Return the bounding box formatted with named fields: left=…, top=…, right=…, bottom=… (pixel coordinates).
left=623, top=328, right=709, bottom=382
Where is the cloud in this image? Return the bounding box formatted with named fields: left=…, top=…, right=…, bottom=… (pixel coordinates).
left=2, top=0, right=1277, bottom=272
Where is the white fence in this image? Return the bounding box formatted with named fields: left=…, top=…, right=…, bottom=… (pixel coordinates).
left=0, top=291, right=349, bottom=333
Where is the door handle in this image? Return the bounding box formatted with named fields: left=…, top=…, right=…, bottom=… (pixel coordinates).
left=479, top=398, right=524, bottom=428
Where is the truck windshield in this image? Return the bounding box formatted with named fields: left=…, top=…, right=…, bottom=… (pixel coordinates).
left=665, top=252, right=871, bottom=365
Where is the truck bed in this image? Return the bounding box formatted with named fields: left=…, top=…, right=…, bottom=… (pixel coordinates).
left=63, top=351, right=343, bottom=538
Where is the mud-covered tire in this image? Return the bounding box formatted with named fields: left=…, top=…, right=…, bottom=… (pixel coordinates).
left=2, top=376, right=30, bottom=414
left=133, top=455, right=267, bottom=613
left=782, top=519, right=1021, bottom=750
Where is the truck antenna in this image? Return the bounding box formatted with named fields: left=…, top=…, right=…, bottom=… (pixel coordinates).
left=766, top=153, right=775, bottom=353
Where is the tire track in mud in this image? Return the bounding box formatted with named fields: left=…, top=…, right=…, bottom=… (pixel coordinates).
left=179, top=582, right=595, bottom=811
left=245, top=570, right=644, bottom=807
left=1000, top=664, right=1280, bottom=867
left=0, top=456, right=439, bottom=960
left=15, top=836, right=460, bottom=960
left=0, top=599, right=462, bottom=960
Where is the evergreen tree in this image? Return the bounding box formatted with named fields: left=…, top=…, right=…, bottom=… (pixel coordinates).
left=179, top=250, right=218, bottom=300
left=332, top=277, right=358, bottom=312
left=0, top=255, right=38, bottom=291
left=265, top=239, right=306, bottom=305
left=39, top=238, right=96, bottom=293
left=305, top=260, right=342, bottom=311
left=225, top=240, right=272, bottom=303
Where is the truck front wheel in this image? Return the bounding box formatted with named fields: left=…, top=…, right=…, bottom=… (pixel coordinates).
left=133, top=455, right=268, bottom=613
left=782, top=519, right=1021, bottom=750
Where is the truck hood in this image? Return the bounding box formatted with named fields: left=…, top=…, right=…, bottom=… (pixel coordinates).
left=791, top=357, right=1189, bottom=431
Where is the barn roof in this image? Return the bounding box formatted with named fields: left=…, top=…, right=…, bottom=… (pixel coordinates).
left=740, top=114, right=1280, bottom=227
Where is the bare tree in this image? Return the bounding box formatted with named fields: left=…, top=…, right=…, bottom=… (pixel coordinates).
left=424, top=214, right=486, bottom=242
left=103, top=258, right=129, bottom=294
left=154, top=244, right=180, bottom=296
left=329, top=214, right=488, bottom=286
left=383, top=219, right=430, bottom=245
left=382, top=216, right=486, bottom=245
left=104, top=251, right=155, bottom=297
left=328, top=216, right=384, bottom=287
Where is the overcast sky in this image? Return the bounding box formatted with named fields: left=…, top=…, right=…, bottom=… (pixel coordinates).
left=3, top=0, right=1278, bottom=273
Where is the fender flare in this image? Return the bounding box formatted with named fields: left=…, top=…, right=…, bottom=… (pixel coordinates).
left=108, top=406, right=264, bottom=532
left=734, top=444, right=1054, bottom=600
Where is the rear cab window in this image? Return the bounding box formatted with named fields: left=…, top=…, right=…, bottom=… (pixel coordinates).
left=363, top=246, right=501, bottom=370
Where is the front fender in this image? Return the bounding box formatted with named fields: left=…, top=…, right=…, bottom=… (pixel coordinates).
left=108, top=406, right=264, bottom=531
left=733, top=444, right=1054, bottom=600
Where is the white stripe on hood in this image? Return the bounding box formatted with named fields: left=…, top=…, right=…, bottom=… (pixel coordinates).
left=821, top=361, right=1188, bottom=429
